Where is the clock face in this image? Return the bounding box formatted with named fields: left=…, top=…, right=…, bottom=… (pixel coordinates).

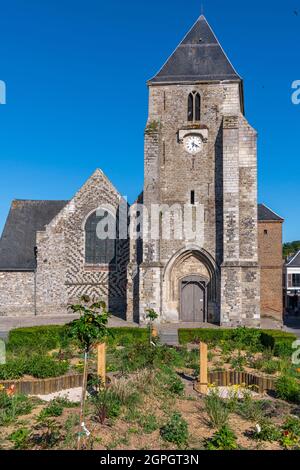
left=184, top=135, right=203, bottom=154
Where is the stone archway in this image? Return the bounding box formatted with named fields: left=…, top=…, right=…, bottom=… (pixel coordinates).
left=162, top=248, right=219, bottom=324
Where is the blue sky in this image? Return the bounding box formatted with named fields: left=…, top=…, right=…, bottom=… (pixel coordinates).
left=0, top=0, right=299, bottom=242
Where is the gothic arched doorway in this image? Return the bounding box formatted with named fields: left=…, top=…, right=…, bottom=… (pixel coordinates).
left=162, top=247, right=220, bottom=324
left=180, top=275, right=206, bottom=322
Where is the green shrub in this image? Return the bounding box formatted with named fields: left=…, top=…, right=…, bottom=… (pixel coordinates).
left=34, top=416, right=61, bottom=448
left=280, top=416, right=300, bottom=449
left=235, top=393, right=266, bottom=422
left=160, top=412, right=188, bottom=447
left=178, top=328, right=297, bottom=358
left=25, top=355, right=69, bottom=379
left=50, top=396, right=78, bottom=408
left=38, top=399, right=64, bottom=419
left=167, top=375, right=185, bottom=396
left=115, top=344, right=186, bottom=374
left=249, top=358, right=264, bottom=370
left=107, top=328, right=148, bottom=347
left=63, top=413, right=80, bottom=449
left=252, top=420, right=281, bottom=442
left=260, top=330, right=296, bottom=357
left=7, top=325, right=148, bottom=354
left=178, top=329, right=233, bottom=346
left=91, top=389, right=122, bottom=424
left=275, top=375, right=300, bottom=403
left=155, top=346, right=187, bottom=368
left=232, top=327, right=261, bottom=352
left=178, top=327, right=261, bottom=350
left=0, top=357, right=27, bottom=379
left=9, top=428, right=31, bottom=449
left=139, top=414, right=159, bottom=434
left=280, top=431, right=299, bottom=449
left=282, top=416, right=300, bottom=436
left=230, top=354, right=247, bottom=371
left=274, top=341, right=294, bottom=358
left=204, top=389, right=229, bottom=428
left=7, top=325, right=70, bottom=352
left=117, top=343, right=156, bottom=372
left=261, top=359, right=279, bottom=375
left=0, top=391, right=32, bottom=426
left=0, top=355, right=69, bottom=380
left=205, top=425, right=238, bottom=450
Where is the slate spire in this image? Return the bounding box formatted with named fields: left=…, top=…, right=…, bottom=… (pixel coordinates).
left=149, top=15, right=241, bottom=84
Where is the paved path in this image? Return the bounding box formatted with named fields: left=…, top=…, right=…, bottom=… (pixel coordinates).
left=0, top=314, right=138, bottom=340
left=159, top=326, right=179, bottom=346
left=283, top=316, right=300, bottom=338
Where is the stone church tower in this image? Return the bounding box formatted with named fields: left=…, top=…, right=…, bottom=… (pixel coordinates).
left=136, top=15, right=260, bottom=326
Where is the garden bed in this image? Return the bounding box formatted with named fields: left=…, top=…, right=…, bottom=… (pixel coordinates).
left=0, top=373, right=83, bottom=395
left=0, top=370, right=277, bottom=397
left=1, top=324, right=300, bottom=450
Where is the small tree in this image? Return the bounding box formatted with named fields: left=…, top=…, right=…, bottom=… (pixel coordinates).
left=145, top=308, right=159, bottom=346
left=68, top=295, right=110, bottom=449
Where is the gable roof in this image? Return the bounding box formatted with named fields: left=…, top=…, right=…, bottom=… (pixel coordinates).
left=0, top=200, right=68, bottom=270
left=148, top=15, right=241, bottom=84
left=258, top=204, right=284, bottom=222
left=286, top=250, right=300, bottom=268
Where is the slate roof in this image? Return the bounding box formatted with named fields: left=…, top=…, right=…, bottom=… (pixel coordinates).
left=0, top=200, right=68, bottom=270
left=149, top=15, right=241, bottom=84
left=286, top=250, right=300, bottom=267
left=257, top=204, right=284, bottom=222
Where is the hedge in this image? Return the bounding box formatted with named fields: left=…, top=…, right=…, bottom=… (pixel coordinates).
left=7, top=325, right=69, bottom=352
left=106, top=327, right=148, bottom=346
left=7, top=325, right=148, bottom=352
left=178, top=328, right=297, bottom=357
left=260, top=330, right=297, bottom=357
left=178, top=328, right=233, bottom=345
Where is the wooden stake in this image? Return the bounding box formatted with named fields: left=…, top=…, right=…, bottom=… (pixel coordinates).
left=77, top=350, right=89, bottom=450
left=198, top=341, right=208, bottom=394
left=97, top=343, right=106, bottom=386
left=152, top=326, right=158, bottom=338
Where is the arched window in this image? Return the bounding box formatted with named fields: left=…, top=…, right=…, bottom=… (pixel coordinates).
left=188, top=93, right=194, bottom=121
left=187, top=91, right=201, bottom=122
left=85, top=209, right=117, bottom=265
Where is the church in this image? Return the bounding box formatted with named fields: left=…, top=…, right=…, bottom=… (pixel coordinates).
left=0, top=16, right=284, bottom=327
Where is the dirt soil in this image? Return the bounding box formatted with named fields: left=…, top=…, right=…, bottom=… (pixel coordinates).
left=0, top=374, right=295, bottom=451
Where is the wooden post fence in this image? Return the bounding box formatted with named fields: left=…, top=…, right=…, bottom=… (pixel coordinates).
left=97, top=343, right=106, bottom=386
left=196, top=341, right=208, bottom=394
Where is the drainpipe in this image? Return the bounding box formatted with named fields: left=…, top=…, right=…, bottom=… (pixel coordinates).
left=34, top=246, right=38, bottom=316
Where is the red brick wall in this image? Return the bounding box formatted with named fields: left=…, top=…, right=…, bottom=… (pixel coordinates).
left=258, top=221, right=283, bottom=321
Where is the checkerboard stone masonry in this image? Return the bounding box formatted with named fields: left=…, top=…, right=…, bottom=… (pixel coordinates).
left=34, top=170, right=129, bottom=317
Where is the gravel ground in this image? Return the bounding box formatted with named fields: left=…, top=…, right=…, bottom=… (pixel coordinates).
left=33, top=387, right=83, bottom=402
left=209, top=386, right=260, bottom=399
left=33, top=384, right=261, bottom=403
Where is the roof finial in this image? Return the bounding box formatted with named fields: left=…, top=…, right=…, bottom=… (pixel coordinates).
left=201, top=3, right=204, bottom=16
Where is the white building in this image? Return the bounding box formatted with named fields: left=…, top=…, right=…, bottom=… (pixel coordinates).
left=284, top=250, right=300, bottom=313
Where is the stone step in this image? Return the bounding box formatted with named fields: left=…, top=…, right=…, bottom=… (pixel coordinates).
left=159, top=329, right=179, bottom=346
